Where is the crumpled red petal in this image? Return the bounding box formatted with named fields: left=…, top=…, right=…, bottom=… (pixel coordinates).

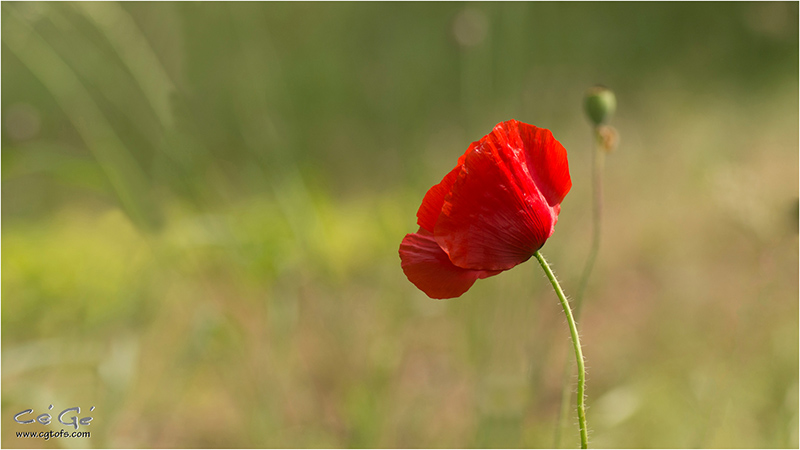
left=399, top=229, right=502, bottom=299
left=415, top=147, right=472, bottom=232
left=513, top=121, right=572, bottom=207
left=434, top=120, right=571, bottom=271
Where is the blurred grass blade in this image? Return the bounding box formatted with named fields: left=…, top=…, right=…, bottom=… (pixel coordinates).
left=76, top=2, right=176, bottom=129
left=3, top=5, right=162, bottom=231
left=3, top=142, right=111, bottom=194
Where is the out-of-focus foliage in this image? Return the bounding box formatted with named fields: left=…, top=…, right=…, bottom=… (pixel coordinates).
left=2, top=2, right=797, bottom=448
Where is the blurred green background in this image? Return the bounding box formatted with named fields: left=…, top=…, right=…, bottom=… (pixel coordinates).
left=2, top=2, right=798, bottom=448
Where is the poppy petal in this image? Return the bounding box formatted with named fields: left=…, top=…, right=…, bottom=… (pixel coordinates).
left=434, top=120, right=571, bottom=271
left=399, top=229, right=502, bottom=299
left=415, top=147, right=473, bottom=232
left=513, top=121, right=572, bottom=207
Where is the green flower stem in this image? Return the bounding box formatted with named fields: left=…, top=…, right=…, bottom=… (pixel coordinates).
left=534, top=251, right=588, bottom=449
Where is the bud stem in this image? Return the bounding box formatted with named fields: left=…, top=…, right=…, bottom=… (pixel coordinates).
left=554, top=127, right=605, bottom=448
left=576, top=127, right=606, bottom=314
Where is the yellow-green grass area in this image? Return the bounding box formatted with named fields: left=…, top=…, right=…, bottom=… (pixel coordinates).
left=2, top=2, right=797, bottom=448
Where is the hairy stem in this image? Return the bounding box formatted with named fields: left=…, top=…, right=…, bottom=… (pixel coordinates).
left=534, top=251, right=588, bottom=449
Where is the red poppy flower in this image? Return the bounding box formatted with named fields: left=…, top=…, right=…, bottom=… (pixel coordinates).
left=399, top=120, right=572, bottom=299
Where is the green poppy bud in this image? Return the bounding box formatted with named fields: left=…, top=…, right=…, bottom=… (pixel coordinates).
left=584, top=86, right=616, bottom=126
